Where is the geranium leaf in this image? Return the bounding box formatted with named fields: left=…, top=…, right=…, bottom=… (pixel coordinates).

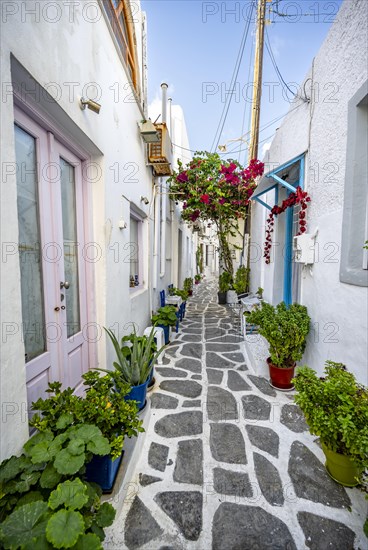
left=67, top=439, right=86, bottom=456
left=49, top=479, right=88, bottom=511
left=72, top=425, right=102, bottom=444
left=46, top=509, right=84, bottom=548
left=15, top=490, right=44, bottom=508
left=1, top=501, right=49, bottom=548
left=94, top=502, right=116, bottom=528
left=40, top=463, right=62, bottom=489
left=86, top=436, right=110, bottom=457
left=71, top=533, right=102, bottom=550
left=0, top=455, right=30, bottom=483
left=54, top=449, right=85, bottom=476
left=55, top=413, right=74, bottom=430
left=14, top=471, right=41, bottom=493
left=29, top=441, right=51, bottom=464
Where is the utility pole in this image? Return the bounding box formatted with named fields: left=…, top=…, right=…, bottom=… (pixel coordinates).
left=248, top=0, right=267, bottom=160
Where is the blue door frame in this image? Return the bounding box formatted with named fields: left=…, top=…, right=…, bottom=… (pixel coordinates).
left=252, top=154, right=306, bottom=305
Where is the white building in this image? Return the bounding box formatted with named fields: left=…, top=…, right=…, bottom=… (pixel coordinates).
left=249, top=0, right=368, bottom=383
left=0, top=0, right=195, bottom=461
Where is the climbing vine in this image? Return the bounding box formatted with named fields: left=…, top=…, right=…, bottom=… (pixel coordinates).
left=264, top=186, right=311, bottom=264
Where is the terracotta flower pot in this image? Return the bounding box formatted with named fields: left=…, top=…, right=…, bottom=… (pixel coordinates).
left=267, top=357, right=295, bottom=390
left=321, top=442, right=360, bottom=487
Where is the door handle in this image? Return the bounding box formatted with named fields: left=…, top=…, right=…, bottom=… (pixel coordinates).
left=54, top=307, right=60, bottom=312
left=60, top=281, right=70, bottom=289
left=61, top=306, right=66, bottom=310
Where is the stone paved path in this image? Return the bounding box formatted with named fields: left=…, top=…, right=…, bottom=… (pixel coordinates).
left=105, top=280, right=367, bottom=550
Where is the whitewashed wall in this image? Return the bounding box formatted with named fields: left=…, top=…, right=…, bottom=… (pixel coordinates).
left=250, top=0, right=368, bottom=383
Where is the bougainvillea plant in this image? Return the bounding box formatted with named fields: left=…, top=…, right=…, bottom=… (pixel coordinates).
left=169, top=151, right=264, bottom=274
left=264, top=186, right=311, bottom=264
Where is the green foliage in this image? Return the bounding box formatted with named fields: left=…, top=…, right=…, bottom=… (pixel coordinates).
left=30, top=372, right=143, bottom=460
left=103, top=326, right=163, bottom=387
left=194, top=274, right=201, bottom=283
left=245, top=301, right=310, bottom=368
left=293, top=362, right=368, bottom=473
left=171, top=288, right=189, bottom=301
left=364, top=240, right=368, bottom=250
left=256, top=287, right=263, bottom=299
left=0, top=425, right=116, bottom=549
left=183, top=278, right=193, bottom=292
left=151, top=305, right=178, bottom=327
left=196, top=246, right=203, bottom=274
left=233, top=266, right=250, bottom=295
left=218, top=271, right=233, bottom=293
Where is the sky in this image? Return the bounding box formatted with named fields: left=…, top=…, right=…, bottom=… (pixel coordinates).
left=141, top=0, right=343, bottom=164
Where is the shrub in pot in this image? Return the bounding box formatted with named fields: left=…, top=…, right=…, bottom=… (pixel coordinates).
left=218, top=271, right=232, bottom=304
left=233, top=265, right=250, bottom=295
left=151, top=305, right=178, bottom=344
left=245, top=301, right=310, bottom=389
left=0, top=424, right=116, bottom=548
left=293, top=361, right=368, bottom=486
left=194, top=274, right=201, bottom=284
left=171, top=287, right=189, bottom=319
left=104, top=327, right=164, bottom=409
left=183, top=277, right=193, bottom=296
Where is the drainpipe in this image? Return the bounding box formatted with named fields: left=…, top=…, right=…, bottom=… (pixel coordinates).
left=160, top=178, right=167, bottom=278
left=161, top=82, right=168, bottom=123
left=153, top=180, right=160, bottom=290
left=168, top=97, right=173, bottom=136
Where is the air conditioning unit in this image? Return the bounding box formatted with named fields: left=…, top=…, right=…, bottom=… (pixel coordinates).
left=148, top=123, right=173, bottom=176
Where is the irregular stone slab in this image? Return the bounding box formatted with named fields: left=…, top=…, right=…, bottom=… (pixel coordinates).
left=246, top=425, right=279, bottom=457
left=211, top=335, right=243, bottom=344
left=174, top=440, right=203, bottom=485
left=139, top=473, right=162, bottom=487
left=155, top=491, right=203, bottom=541
left=148, top=442, right=169, bottom=472
left=242, top=395, right=271, bottom=421
left=125, top=496, right=163, bottom=549
left=175, top=357, right=202, bottom=374
left=248, top=375, right=277, bottom=397
left=207, top=386, right=238, bottom=421
left=205, top=327, right=225, bottom=340
left=182, top=399, right=202, bottom=408
left=297, top=512, right=355, bottom=549
left=288, top=441, right=351, bottom=508
left=212, top=504, right=296, bottom=550
left=253, top=452, right=284, bottom=506
left=166, top=346, right=179, bottom=356
left=160, top=380, right=202, bottom=398
left=280, top=404, right=309, bottom=433
left=180, top=343, right=203, bottom=359
left=237, top=364, right=248, bottom=371
left=213, top=468, right=253, bottom=497
left=222, top=352, right=246, bottom=362
left=151, top=393, right=179, bottom=409
left=155, top=411, right=203, bottom=438
left=156, top=368, right=187, bottom=378
left=181, top=334, right=202, bottom=343
left=206, top=352, right=234, bottom=369
left=206, top=369, right=223, bottom=384
left=206, top=343, right=240, bottom=352
left=228, top=371, right=251, bottom=391
left=210, top=423, right=246, bottom=464
left=191, top=374, right=202, bottom=380
left=162, top=357, right=171, bottom=365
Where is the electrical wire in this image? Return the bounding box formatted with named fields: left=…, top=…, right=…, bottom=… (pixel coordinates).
left=265, top=28, right=297, bottom=99
left=238, top=31, right=255, bottom=165
left=210, top=0, right=256, bottom=153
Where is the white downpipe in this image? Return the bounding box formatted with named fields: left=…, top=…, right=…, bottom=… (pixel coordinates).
left=160, top=179, right=167, bottom=279
left=153, top=181, right=160, bottom=290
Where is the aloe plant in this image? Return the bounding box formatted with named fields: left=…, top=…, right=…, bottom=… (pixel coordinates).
left=104, top=326, right=164, bottom=386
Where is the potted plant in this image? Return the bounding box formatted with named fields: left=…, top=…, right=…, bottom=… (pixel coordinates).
left=0, top=424, right=117, bottom=547
left=30, top=371, right=144, bottom=492
left=119, top=330, right=159, bottom=391
left=256, top=286, right=263, bottom=299
left=103, top=327, right=164, bottom=410
left=218, top=271, right=232, bottom=304
left=172, top=287, right=189, bottom=319
left=245, top=301, right=310, bottom=389
left=293, top=361, right=368, bottom=486
left=151, top=305, right=178, bottom=344
left=194, top=274, right=201, bottom=284
left=233, top=265, right=250, bottom=296
left=184, top=277, right=193, bottom=297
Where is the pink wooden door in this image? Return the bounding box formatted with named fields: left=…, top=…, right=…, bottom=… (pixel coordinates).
left=14, top=108, right=89, bottom=410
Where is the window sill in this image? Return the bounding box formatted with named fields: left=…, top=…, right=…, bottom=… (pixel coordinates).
left=129, top=286, right=147, bottom=298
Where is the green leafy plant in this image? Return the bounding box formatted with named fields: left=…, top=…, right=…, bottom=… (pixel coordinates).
left=103, top=327, right=164, bottom=387
left=171, top=287, right=189, bottom=301
left=151, top=305, right=178, bottom=327
left=256, top=287, right=263, bottom=299
left=293, top=361, right=368, bottom=472
left=183, top=278, right=193, bottom=292
left=233, top=265, right=250, bottom=295
left=218, top=271, right=233, bottom=293
left=196, top=245, right=203, bottom=274
left=0, top=425, right=116, bottom=548
left=245, top=301, right=310, bottom=368
left=30, top=372, right=144, bottom=459
left=194, top=274, right=201, bottom=283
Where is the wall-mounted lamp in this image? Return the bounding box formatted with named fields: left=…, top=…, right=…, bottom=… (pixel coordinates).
left=139, top=119, right=160, bottom=143
left=80, top=97, right=101, bottom=114
left=140, top=195, right=150, bottom=205
left=118, top=219, right=127, bottom=230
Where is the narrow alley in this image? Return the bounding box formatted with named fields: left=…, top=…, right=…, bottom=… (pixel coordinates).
left=106, top=280, right=367, bottom=550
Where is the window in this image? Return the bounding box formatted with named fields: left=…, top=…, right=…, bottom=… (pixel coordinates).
left=101, top=1, right=139, bottom=93
left=340, top=82, right=368, bottom=286
left=129, top=216, right=140, bottom=286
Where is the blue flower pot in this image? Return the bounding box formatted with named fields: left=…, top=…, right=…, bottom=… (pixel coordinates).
left=125, top=380, right=149, bottom=411
left=158, top=324, right=170, bottom=344
left=85, top=452, right=123, bottom=493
